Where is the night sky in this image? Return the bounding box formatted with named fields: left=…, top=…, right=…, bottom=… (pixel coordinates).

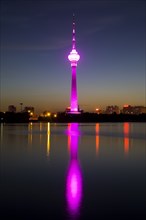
left=1, top=0, right=145, bottom=113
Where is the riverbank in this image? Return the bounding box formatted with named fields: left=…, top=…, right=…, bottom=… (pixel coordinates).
left=38, top=112, right=146, bottom=123
left=1, top=112, right=146, bottom=123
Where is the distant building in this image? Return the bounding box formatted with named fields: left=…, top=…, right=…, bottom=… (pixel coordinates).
left=105, top=105, right=120, bottom=114
left=95, top=108, right=102, bottom=114
left=40, top=111, right=51, bottom=117
left=23, top=106, right=34, bottom=114
left=133, top=106, right=146, bottom=114
left=8, top=105, right=16, bottom=113
left=122, top=105, right=133, bottom=114
left=122, top=105, right=146, bottom=114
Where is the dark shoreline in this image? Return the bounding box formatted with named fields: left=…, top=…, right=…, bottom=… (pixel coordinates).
left=1, top=112, right=146, bottom=123
left=39, top=112, right=146, bottom=123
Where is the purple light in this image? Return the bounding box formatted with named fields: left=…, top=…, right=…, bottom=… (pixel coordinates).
left=68, top=49, right=80, bottom=63
left=70, top=65, right=78, bottom=112
left=66, top=123, right=83, bottom=216
left=68, top=16, right=80, bottom=114
left=66, top=160, right=82, bottom=215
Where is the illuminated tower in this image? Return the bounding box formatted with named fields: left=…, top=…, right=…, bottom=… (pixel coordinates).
left=68, top=15, right=80, bottom=114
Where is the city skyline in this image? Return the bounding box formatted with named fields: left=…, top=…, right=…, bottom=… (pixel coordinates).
left=1, top=0, right=145, bottom=113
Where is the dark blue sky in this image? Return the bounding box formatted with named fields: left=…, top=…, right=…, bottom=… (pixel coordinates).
left=1, top=0, right=145, bottom=113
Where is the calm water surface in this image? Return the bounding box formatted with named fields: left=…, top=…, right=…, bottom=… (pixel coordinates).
left=0, top=122, right=146, bottom=219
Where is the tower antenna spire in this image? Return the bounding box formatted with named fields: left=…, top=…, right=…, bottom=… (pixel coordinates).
left=72, top=13, right=76, bottom=49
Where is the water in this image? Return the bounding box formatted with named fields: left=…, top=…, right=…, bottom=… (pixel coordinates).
left=0, top=122, right=146, bottom=219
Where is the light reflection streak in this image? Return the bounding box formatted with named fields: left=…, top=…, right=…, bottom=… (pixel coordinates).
left=39, top=122, right=42, bottom=144
left=67, top=123, right=71, bottom=152
left=28, top=122, right=33, bottom=145
left=95, top=123, right=100, bottom=155
left=47, top=122, right=50, bottom=157
left=123, top=122, right=130, bottom=155
left=66, top=123, right=83, bottom=218
left=0, top=123, right=3, bottom=143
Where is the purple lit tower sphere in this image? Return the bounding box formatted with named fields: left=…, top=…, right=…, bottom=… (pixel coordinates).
left=68, top=15, right=80, bottom=114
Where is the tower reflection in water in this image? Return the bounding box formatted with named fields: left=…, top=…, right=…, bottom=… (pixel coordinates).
left=66, top=123, right=83, bottom=218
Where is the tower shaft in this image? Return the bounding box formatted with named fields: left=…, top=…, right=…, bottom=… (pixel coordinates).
left=71, top=66, right=78, bottom=112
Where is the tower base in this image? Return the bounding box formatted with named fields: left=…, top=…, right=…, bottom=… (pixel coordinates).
left=67, top=111, right=81, bottom=114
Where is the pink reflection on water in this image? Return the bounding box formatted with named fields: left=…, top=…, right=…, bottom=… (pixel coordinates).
left=66, top=159, right=82, bottom=215
left=66, top=123, right=83, bottom=217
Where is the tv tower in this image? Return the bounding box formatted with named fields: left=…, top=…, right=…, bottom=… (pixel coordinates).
left=68, top=14, right=80, bottom=114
